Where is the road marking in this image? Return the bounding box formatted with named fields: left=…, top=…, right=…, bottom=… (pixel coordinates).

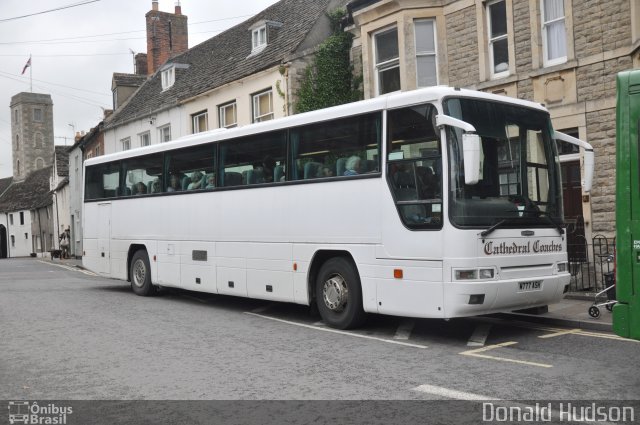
left=393, top=319, right=415, bottom=340
left=413, top=384, right=499, bottom=400
left=39, top=261, right=97, bottom=276
left=460, top=341, right=553, bottom=368
left=467, top=323, right=492, bottom=347
left=538, top=328, right=581, bottom=339
left=245, top=312, right=428, bottom=349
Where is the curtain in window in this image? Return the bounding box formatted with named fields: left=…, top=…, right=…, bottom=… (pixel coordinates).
left=544, top=0, right=566, bottom=61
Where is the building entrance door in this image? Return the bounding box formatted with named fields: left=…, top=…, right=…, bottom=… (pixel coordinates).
left=562, top=160, right=586, bottom=261
left=0, top=224, right=6, bottom=258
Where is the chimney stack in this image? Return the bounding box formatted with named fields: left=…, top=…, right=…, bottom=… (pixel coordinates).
left=135, top=53, right=148, bottom=75
left=145, top=0, right=188, bottom=75
left=152, top=0, right=158, bottom=11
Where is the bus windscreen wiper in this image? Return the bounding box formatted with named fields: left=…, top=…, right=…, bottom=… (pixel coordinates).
left=480, top=218, right=508, bottom=238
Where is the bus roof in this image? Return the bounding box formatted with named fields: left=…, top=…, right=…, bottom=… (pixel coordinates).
left=86, top=86, right=548, bottom=167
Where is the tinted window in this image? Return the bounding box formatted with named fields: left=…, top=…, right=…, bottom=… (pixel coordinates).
left=165, top=144, right=216, bottom=192
left=219, top=131, right=286, bottom=186
left=387, top=104, right=442, bottom=229
left=85, top=162, right=120, bottom=200
left=122, top=154, right=163, bottom=196
left=291, top=112, right=381, bottom=180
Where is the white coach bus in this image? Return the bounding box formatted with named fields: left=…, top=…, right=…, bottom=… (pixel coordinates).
left=83, top=87, right=594, bottom=329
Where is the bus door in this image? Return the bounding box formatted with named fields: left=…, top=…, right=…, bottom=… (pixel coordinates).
left=98, top=202, right=111, bottom=275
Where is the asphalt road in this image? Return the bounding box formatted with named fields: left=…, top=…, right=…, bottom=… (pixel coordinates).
left=1, top=258, right=639, bottom=423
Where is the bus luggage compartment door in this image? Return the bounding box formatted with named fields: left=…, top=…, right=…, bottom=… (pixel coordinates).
left=97, top=203, right=111, bottom=275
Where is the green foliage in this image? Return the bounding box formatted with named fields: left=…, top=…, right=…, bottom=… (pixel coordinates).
left=295, top=9, right=362, bottom=114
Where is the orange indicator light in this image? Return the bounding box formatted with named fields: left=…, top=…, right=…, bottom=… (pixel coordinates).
left=394, top=269, right=403, bottom=279
left=293, top=263, right=298, bottom=271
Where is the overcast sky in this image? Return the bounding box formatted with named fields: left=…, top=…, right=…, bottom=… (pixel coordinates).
left=0, top=0, right=280, bottom=178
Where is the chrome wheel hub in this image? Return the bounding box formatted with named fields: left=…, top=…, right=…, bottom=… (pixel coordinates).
left=132, top=259, right=146, bottom=288
left=323, top=274, right=348, bottom=312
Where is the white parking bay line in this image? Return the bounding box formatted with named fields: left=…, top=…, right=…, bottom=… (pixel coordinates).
left=467, top=323, right=492, bottom=347
left=413, top=384, right=500, bottom=401
left=393, top=319, right=415, bottom=340
left=245, top=312, right=428, bottom=349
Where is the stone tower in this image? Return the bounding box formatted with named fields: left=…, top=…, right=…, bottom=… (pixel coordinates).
left=145, top=0, right=188, bottom=75
left=9, top=92, right=54, bottom=181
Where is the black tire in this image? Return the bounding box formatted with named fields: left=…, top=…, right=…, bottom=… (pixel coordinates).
left=606, top=302, right=615, bottom=312
left=588, top=305, right=600, bottom=318
left=315, top=257, right=366, bottom=329
left=130, top=250, right=156, bottom=296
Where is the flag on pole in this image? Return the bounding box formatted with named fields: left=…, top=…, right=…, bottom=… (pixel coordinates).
left=21, top=56, right=31, bottom=75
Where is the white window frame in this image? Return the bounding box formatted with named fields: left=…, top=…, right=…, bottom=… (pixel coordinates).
left=161, top=66, right=175, bottom=91
left=219, top=102, right=237, bottom=128
left=192, top=111, right=208, bottom=134
left=139, top=131, right=151, bottom=147
left=120, top=137, right=131, bottom=151
left=541, top=0, right=567, bottom=67
left=159, top=124, right=172, bottom=143
left=487, top=0, right=510, bottom=79
left=252, top=90, right=274, bottom=123
left=373, top=26, right=401, bottom=96
left=414, top=19, right=438, bottom=88
left=252, top=26, right=267, bottom=51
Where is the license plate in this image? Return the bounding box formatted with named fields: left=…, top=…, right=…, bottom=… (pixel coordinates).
left=518, top=280, right=542, bottom=291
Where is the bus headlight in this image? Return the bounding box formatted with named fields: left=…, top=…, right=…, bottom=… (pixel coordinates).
left=479, top=268, right=495, bottom=279
left=453, top=268, right=496, bottom=280
left=557, top=262, right=568, bottom=273
left=455, top=269, right=477, bottom=280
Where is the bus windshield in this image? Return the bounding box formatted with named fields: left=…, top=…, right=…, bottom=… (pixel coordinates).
left=444, top=97, right=563, bottom=229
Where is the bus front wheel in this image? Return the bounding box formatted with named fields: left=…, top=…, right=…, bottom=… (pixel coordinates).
left=130, top=250, right=156, bottom=296
left=316, top=257, right=366, bottom=329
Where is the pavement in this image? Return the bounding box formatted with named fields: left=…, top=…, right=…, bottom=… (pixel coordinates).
left=42, top=256, right=614, bottom=332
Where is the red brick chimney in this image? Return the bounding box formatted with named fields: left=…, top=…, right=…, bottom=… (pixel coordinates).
left=145, top=0, right=188, bottom=75
left=135, top=53, right=148, bottom=75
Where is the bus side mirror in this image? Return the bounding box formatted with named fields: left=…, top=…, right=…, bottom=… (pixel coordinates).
left=582, top=150, right=594, bottom=193
left=463, top=133, right=481, bottom=185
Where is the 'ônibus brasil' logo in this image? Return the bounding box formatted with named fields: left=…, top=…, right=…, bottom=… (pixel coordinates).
left=7, top=401, right=73, bottom=424
left=484, top=240, right=562, bottom=256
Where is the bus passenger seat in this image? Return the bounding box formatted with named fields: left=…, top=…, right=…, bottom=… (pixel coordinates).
left=393, top=170, right=417, bottom=201
left=336, top=157, right=348, bottom=176
left=224, top=172, right=242, bottom=187
left=181, top=176, right=192, bottom=190
left=304, top=162, right=322, bottom=179
left=274, top=165, right=284, bottom=182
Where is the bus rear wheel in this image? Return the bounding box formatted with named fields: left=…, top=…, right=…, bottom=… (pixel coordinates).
left=316, top=257, right=366, bottom=329
left=130, top=250, right=156, bottom=296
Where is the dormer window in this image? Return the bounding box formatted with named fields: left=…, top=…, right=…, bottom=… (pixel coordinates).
left=252, top=26, right=267, bottom=51
left=161, top=66, right=175, bottom=91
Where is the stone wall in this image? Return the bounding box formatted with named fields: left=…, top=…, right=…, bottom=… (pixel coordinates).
left=573, top=0, right=631, bottom=58
left=445, top=6, right=479, bottom=87
left=513, top=0, right=532, bottom=75
left=586, top=108, right=616, bottom=237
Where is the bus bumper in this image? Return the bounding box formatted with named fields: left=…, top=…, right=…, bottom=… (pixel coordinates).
left=442, top=273, right=570, bottom=318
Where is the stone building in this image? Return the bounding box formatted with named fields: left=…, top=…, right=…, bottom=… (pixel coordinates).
left=345, top=0, right=640, bottom=242
left=9, top=92, right=54, bottom=181
left=0, top=92, right=69, bottom=258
